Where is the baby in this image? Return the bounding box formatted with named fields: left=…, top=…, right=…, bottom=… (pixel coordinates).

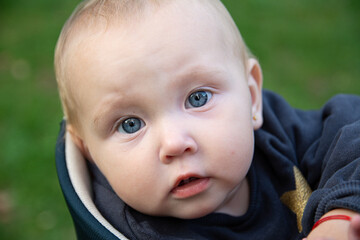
left=54, top=0, right=360, bottom=239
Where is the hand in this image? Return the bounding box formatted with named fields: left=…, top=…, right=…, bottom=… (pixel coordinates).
left=349, top=215, right=360, bottom=240
left=303, top=215, right=360, bottom=240
left=304, top=210, right=360, bottom=240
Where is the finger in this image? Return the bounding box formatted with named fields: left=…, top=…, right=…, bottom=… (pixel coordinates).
left=349, top=215, right=360, bottom=240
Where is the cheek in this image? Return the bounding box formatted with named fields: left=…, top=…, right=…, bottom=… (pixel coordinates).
left=91, top=142, right=164, bottom=212
left=205, top=101, right=254, bottom=173
left=90, top=142, right=139, bottom=183
left=219, top=132, right=254, bottom=168
left=212, top=133, right=254, bottom=193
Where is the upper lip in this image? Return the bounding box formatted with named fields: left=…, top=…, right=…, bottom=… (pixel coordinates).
left=172, top=173, right=205, bottom=190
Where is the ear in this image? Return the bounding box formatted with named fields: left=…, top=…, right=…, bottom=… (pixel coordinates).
left=67, top=124, right=94, bottom=162
left=247, top=58, right=263, bottom=130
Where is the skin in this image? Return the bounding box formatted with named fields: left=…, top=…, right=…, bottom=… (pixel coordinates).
left=68, top=1, right=263, bottom=219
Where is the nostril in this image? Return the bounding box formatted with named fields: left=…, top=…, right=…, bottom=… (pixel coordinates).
left=184, top=147, right=191, bottom=153
left=162, top=147, right=191, bottom=164
left=160, top=137, right=198, bottom=164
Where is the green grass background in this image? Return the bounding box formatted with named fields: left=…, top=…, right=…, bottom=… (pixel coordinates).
left=0, top=0, right=359, bottom=239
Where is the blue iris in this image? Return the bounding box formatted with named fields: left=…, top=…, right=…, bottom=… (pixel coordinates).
left=119, top=117, right=142, bottom=134
left=187, top=91, right=211, bottom=108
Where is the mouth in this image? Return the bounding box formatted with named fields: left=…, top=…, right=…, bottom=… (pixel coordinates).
left=171, top=174, right=210, bottom=199
left=177, top=177, right=199, bottom=187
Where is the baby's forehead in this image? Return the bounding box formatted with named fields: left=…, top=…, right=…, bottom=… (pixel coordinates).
left=69, top=1, right=242, bottom=58
left=63, top=0, right=247, bottom=91
left=68, top=0, right=235, bottom=44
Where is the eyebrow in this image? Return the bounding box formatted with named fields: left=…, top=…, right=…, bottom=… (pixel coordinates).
left=183, top=65, right=225, bottom=78
left=92, top=94, right=127, bottom=131
left=175, top=65, right=227, bottom=87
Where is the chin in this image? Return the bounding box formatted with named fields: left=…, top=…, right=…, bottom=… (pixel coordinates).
left=170, top=205, right=216, bottom=219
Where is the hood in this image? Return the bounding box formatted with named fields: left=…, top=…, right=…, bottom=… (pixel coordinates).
left=55, top=120, right=129, bottom=240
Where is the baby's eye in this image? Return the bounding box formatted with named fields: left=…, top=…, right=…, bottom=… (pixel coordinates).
left=185, top=90, right=212, bottom=108
left=117, top=117, right=144, bottom=134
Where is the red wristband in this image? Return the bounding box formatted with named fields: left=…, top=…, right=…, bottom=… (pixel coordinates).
left=312, top=215, right=352, bottom=230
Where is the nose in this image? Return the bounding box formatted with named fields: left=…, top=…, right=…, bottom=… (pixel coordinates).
left=158, top=119, right=198, bottom=164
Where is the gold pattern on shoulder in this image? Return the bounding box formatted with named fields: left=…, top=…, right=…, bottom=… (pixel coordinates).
left=280, top=166, right=312, bottom=233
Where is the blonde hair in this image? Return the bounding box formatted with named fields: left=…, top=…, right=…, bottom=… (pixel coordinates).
left=54, top=0, right=251, bottom=128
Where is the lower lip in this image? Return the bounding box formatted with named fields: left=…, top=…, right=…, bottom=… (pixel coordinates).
left=171, top=178, right=210, bottom=199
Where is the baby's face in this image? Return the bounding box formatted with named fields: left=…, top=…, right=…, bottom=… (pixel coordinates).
left=70, top=2, right=262, bottom=218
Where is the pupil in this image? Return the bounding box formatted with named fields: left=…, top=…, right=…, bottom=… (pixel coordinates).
left=188, top=91, right=208, bottom=107
left=122, top=118, right=141, bottom=134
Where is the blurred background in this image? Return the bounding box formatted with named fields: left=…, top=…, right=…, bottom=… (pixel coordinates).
left=0, top=0, right=359, bottom=239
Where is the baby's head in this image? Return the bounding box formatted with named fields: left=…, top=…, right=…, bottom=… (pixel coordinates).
left=55, top=0, right=263, bottom=219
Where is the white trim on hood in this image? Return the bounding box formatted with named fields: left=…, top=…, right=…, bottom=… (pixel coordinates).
left=66, top=131, right=129, bottom=240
